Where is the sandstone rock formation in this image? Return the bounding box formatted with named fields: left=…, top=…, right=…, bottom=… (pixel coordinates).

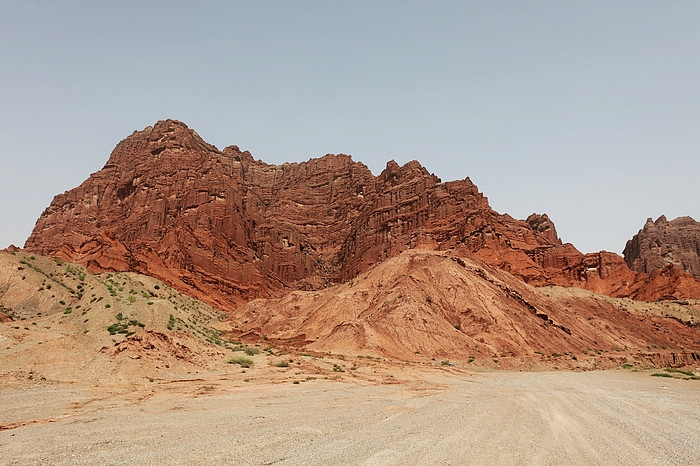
left=25, top=120, right=700, bottom=308
left=624, top=216, right=700, bottom=279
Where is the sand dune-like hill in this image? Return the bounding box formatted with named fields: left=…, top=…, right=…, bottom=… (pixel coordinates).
left=230, top=249, right=700, bottom=368
left=3, top=249, right=700, bottom=384
left=0, top=250, right=231, bottom=384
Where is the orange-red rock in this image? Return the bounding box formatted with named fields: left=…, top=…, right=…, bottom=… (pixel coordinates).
left=624, top=216, right=700, bottom=279
left=25, top=120, right=700, bottom=310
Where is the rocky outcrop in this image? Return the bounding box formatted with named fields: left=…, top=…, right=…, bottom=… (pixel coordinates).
left=624, top=216, right=700, bottom=279
left=25, top=120, right=700, bottom=309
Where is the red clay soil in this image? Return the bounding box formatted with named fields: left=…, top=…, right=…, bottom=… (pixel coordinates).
left=228, top=249, right=700, bottom=366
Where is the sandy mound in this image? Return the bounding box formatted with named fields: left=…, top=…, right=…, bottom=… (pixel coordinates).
left=230, top=249, right=700, bottom=367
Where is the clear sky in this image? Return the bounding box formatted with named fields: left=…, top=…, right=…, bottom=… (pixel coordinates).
left=1, top=0, right=698, bottom=254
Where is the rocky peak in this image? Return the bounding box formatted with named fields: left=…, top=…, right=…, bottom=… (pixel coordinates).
left=105, top=119, right=218, bottom=167
left=222, top=145, right=254, bottom=163
left=24, top=121, right=700, bottom=309
left=624, top=215, right=700, bottom=279
left=526, top=213, right=561, bottom=245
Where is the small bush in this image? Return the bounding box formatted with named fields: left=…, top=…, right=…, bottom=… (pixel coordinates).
left=651, top=373, right=673, bottom=378
left=226, top=356, right=254, bottom=368
left=63, top=307, right=72, bottom=314
left=332, top=364, right=345, bottom=372
left=664, top=368, right=695, bottom=377
left=272, top=360, right=289, bottom=368
left=245, top=347, right=260, bottom=356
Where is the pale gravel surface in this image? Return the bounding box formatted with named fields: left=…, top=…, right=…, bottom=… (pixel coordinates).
left=2, top=370, right=699, bottom=465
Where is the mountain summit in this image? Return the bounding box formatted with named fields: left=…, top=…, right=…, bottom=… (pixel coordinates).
left=26, top=120, right=700, bottom=310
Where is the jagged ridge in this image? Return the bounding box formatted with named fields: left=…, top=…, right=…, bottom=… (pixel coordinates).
left=25, top=120, right=700, bottom=311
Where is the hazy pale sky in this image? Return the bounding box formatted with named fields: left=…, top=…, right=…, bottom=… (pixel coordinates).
left=1, top=0, right=698, bottom=254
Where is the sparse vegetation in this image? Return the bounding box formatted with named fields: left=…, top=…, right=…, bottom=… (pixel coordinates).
left=107, top=315, right=144, bottom=335
left=664, top=368, right=695, bottom=377
left=332, top=364, right=345, bottom=372
left=226, top=356, right=254, bottom=368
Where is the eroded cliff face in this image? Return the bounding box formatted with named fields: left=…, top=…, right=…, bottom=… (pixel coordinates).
left=25, top=120, right=700, bottom=310
left=624, top=216, right=700, bottom=279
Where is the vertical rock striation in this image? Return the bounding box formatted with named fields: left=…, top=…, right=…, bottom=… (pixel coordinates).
left=25, top=120, right=700, bottom=309
left=624, top=216, right=700, bottom=279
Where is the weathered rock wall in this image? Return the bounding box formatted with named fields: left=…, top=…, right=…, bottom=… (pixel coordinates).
left=624, top=216, right=700, bottom=279
left=26, top=120, right=700, bottom=309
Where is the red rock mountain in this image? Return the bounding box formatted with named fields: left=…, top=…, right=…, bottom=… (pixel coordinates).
left=624, top=216, right=700, bottom=280
left=25, top=120, right=700, bottom=310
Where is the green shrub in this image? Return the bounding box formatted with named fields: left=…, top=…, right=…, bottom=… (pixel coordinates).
left=332, top=364, right=345, bottom=372
left=226, top=356, right=254, bottom=368
left=245, top=347, right=260, bottom=356
left=664, top=368, right=695, bottom=376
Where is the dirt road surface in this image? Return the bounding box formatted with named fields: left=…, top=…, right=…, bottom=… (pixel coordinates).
left=1, top=370, right=699, bottom=465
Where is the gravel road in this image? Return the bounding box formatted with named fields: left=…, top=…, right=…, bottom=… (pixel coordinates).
left=2, top=370, right=699, bottom=465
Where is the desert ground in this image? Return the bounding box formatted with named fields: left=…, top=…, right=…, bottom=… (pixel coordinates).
left=2, top=251, right=700, bottom=464
left=2, top=366, right=699, bottom=465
